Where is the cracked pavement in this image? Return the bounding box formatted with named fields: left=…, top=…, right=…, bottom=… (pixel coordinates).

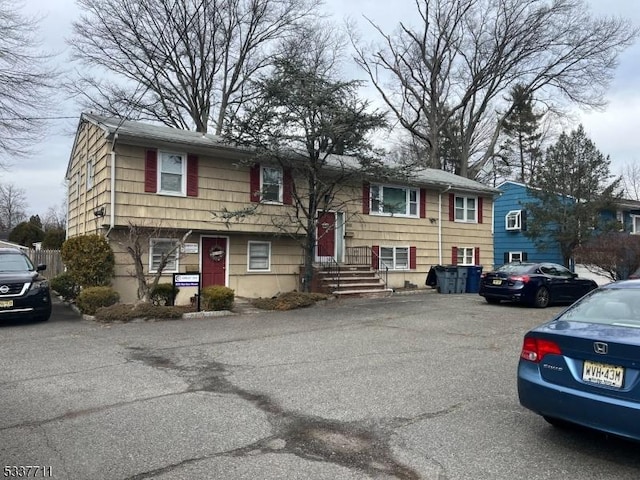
left=1, top=293, right=640, bottom=479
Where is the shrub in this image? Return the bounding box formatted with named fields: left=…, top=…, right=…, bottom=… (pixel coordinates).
left=76, top=286, right=120, bottom=315
left=252, top=291, right=329, bottom=311
left=150, top=283, right=180, bottom=306
left=94, top=303, right=191, bottom=322
left=61, top=235, right=115, bottom=287
left=50, top=272, right=80, bottom=301
left=201, top=285, right=235, bottom=311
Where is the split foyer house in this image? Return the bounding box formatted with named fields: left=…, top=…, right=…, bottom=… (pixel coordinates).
left=66, top=113, right=499, bottom=303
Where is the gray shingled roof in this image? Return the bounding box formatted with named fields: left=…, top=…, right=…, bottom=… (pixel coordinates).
left=80, top=112, right=499, bottom=195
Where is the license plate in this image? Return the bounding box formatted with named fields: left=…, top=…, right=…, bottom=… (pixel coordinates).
left=583, top=360, right=624, bottom=388
left=492, top=279, right=502, bottom=285
left=0, top=300, right=13, bottom=308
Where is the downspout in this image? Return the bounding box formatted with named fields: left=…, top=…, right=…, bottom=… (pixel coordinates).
left=438, top=185, right=452, bottom=265
left=106, top=133, right=118, bottom=238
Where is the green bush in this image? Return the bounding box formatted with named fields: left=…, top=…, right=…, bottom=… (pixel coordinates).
left=61, top=235, right=115, bottom=287
left=76, top=286, right=120, bottom=315
left=150, top=283, right=180, bottom=306
left=252, top=291, right=329, bottom=311
left=94, top=303, right=191, bottom=322
left=201, top=285, right=235, bottom=311
left=50, top=272, right=80, bottom=301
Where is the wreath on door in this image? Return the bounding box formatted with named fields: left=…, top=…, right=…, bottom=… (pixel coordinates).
left=209, top=246, right=225, bottom=262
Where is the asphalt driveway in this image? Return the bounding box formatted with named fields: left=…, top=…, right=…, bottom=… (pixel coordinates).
left=1, top=293, right=639, bottom=479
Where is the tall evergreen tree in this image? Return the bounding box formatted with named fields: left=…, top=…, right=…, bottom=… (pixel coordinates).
left=499, top=85, right=543, bottom=184
left=525, top=125, right=621, bottom=266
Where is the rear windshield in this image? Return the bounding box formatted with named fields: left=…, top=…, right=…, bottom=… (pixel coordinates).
left=496, top=263, right=532, bottom=274
left=560, top=287, right=640, bottom=326
left=0, top=253, right=34, bottom=272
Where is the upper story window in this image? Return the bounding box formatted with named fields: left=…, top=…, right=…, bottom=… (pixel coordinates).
left=455, top=195, right=477, bottom=222
left=159, top=152, right=186, bottom=195
left=248, top=241, right=271, bottom=271
left=380, top=246, right=409, bottom=270
left=505, top=210, right=522, bottom=230
left=86, top=158, right=95, bottom=190
left=149, top=238, right=179, bottom=273
left=370, top=185, right=419, bottom=217
left=262, top=166, right=283, bottom=203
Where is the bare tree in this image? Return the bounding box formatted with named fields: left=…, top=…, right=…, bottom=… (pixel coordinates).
left=352, top=0, right=638, bottom=179
left=0, top=0, right=57, bottom=165
left=116, top=222, right=192, bottom=302
left=43, top=203, right=67, bottom=230
left=0, top=183, right=28, bottom=230
left=620, top=161, right=640, bottom=201
left=69, top=0, right=320, bottom=135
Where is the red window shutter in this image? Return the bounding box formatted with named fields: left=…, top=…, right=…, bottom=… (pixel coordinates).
left=478, top=197, right=483, bottom=223
left=475, top=247, right=480, bottom=265
left=451, top=246, right=458, bottom=265
left=372, top=245, right=379, bottom=269
left=363, top=182, right=370, bottom=214
left=420, top=188, right=426, bottom=218
left=187, top=154, right=198, bottom=197
left=410, top=246, right=417, bottom=269
left=145, top=149, right=157, bottom=193
left=250, top=163, right=260, bottom=203
left=283, top=168, right=293, bottom=205
left=448, top=193, right=455, bottom=221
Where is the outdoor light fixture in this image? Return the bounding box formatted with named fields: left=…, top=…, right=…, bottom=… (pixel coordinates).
left=93, top=207, right=105, bottom=217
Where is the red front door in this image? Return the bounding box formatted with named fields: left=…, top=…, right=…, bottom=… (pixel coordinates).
left=316, top=212, right=336, bottom=259
left=202, top=237, right=227, bottom=288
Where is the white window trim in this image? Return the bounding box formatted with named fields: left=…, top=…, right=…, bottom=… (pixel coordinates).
left=379, top=246, right=410, bottom=270
left=157, top=151, right=187, bottom=196
left=632, top=214, right=640, bottom=234
left=508, top=251, right=523, bottom=262
left=261, top=166, right=283, bottom=204
left=86, top=157, right=95, bottom=191
left=505, top=210, right=522, bottom=231
left=149, top=238, right=180, bottom=273
left=457, top=247, right=475, bottom=266
left=370, top=184, right=419, bottom=218
left=454, top=195, right=478, bottom=223
left=247, top=241, right=271, bottom=272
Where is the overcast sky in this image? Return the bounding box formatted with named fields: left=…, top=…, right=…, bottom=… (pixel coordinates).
left=13, top=0, right=640, bottom=217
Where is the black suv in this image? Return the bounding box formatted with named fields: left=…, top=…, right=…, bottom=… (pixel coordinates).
left=0, top=248, right=52, bottom=322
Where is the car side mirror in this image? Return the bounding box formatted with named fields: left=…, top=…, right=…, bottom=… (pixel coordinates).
left=36, top=264, right=47, bottom=272
left=571, top=272, right=578, bottom=279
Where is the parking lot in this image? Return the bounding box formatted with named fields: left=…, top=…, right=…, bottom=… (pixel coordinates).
left=1, top=292, right=639, bottom=480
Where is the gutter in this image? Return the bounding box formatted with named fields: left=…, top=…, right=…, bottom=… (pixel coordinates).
left=106, top=133, right=118, bottom=238
left=438, top=185, right=452, bottom=265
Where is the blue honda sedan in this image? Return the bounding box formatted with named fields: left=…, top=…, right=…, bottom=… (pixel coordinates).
left=518, top=280, right=640, bottom=441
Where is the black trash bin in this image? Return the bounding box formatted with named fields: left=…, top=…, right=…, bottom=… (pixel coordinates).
left=425, top=266, right=438, bottom=288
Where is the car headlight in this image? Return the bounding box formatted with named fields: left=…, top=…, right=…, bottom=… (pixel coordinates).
left=30, top=279, right=49, bottom=291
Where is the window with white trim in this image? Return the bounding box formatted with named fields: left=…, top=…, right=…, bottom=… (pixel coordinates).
left=248, top=241, right=271, bottom=271
left=632, top=215, right=640, bottom=234
left=370, top=185, right=419, bottom=217
left=261, top=166, right=283, bottom=203
left=380, top=246, right=409, bottom=270
left=505, top=210, right=521, bottom=230
left=149, top=239, right=179, bottom=273
left=509, top=251, right=523, bottom=262
left=456, top=247, right=475, bottom=266
left=86, top=158, right=95, bottom=190
left=158, top=152, right=186, bottom=195
left=455, top=195, right=477, bottom=222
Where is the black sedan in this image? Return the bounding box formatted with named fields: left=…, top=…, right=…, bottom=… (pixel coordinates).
left=518, top=280, right=640, bottom=441
left=478, top=262, right=598, bottom=308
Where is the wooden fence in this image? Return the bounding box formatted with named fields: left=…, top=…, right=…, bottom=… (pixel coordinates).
left=29, top=249, right=64, bottom=278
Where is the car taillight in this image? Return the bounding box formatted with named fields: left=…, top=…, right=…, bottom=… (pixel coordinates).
left=520, top=337, right=562, bottom=363
left=509, top=274, right=530, bottom=283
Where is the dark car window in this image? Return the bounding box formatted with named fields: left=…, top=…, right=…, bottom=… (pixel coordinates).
left=0, top=253, right=34, bottom=272
left=540, top=264, right=573, bottom=278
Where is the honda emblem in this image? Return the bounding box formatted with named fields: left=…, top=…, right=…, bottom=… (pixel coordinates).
left=593, top=342, right=608, bottom=355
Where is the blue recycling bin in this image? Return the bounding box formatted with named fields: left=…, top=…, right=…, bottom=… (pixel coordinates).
left=466, top=266, right=483, bottom=293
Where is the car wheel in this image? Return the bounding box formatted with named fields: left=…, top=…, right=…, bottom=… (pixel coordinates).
left=533, top=286, right=550, bottom=308
left=485, top=297, right=500, bottom=304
